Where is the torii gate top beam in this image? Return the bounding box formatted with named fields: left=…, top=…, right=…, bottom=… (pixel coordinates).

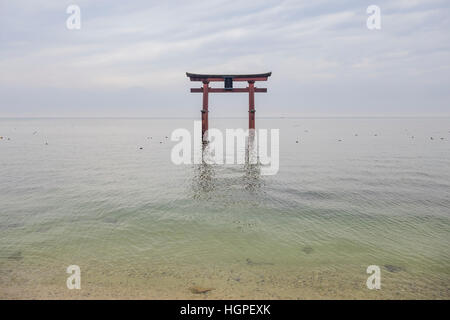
left=186, top=72, right=271, bottom=82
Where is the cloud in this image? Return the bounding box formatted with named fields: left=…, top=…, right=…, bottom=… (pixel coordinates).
left=0, top=0, right=449, bottom=116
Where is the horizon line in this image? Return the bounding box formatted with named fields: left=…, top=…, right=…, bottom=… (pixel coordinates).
left=1, top=115, right=450, bottom=120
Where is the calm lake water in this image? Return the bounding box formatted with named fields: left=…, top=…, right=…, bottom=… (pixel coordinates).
left=0, top=118, right=449, bottom=299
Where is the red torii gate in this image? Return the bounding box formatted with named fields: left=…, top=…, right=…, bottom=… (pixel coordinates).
left=186, top=72, right=271, bottom=142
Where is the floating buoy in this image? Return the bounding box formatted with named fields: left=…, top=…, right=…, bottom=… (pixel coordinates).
left=430, top=137, right=434, bottom=140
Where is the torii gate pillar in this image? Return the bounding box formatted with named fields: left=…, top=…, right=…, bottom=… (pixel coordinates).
left=202, top=81, right=209, bottom=139
left=248, top=81, right=255, bottom=130
left=187, top=72, right=271, bottom=143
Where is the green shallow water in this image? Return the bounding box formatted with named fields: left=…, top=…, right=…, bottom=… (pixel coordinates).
left=0, top=118, right=449, bottom=299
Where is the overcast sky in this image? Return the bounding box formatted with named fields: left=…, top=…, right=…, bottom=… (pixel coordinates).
left=0, top=0, right=449, bottom=117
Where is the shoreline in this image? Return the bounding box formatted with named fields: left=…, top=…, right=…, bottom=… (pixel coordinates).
left=2, top=261, right=448, bottom=300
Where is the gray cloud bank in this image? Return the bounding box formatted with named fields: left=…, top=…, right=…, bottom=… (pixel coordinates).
left=0, top=0, right=449, bottom=117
